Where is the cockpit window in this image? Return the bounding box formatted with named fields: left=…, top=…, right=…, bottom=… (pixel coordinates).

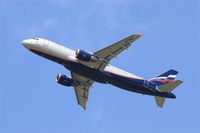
left=33, top=38, right=39, bottom=40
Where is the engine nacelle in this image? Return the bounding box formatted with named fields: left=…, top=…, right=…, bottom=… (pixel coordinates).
left=75, top=49, right=98, bottom=62
left=56, top=74, right=73, bottom=87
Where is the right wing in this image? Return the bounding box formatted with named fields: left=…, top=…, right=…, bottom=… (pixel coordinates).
left=71, top=72, right=94, bottom=109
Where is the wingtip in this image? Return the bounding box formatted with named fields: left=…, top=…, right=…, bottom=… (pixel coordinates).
left=135, top=34, right=144, bottom=37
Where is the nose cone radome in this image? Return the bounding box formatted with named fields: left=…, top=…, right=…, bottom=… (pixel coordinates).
left=22, top=39, right=31, bottom=49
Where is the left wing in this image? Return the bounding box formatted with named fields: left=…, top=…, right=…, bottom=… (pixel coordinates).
left=92, top=34, right=143, bottom=70
left=71, top=72, right=94, bottom=109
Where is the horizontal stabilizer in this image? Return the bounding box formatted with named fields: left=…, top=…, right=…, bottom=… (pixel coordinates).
left=155, top=96, right=165, bottom=108
left=157, top=80, right=183, bottom=92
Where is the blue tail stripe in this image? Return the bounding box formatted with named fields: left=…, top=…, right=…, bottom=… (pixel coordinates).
left=158, top=69, right=178, bottom=77
left=168, top=77, right=175, bottom=80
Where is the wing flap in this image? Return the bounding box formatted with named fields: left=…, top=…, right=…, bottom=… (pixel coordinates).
left=74, top=87, right=88, bottom=109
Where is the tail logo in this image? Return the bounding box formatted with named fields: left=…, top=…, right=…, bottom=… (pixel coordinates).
left=150, top=69, right=178, bottom=85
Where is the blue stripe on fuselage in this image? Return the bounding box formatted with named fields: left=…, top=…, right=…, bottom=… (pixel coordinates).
left=65, top=61, right=156, bottom=95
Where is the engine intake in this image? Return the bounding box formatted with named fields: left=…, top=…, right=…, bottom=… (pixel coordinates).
left=56, top=74, right=73, bottom=87
left=75, top=49, right=98, bottom=62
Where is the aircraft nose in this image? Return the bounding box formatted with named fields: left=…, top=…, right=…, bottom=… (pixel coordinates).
left=22, top=39, right=31, bottom=49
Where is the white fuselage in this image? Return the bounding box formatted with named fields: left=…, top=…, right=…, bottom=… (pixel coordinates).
left=23, top=38, right=143, bottom=80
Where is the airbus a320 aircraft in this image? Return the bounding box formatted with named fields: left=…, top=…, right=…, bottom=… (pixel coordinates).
left=22, top=34, right=183, bottom=109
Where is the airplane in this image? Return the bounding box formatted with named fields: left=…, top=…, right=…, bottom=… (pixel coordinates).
left=22, top=34, right=183, bottom=109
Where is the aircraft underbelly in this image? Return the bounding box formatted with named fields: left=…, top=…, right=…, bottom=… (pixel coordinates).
left=31, top=48, right=107, bottom=83
left=108, top=76, right=144, bottom=92
left=64, top=61, right=108, bottom=83
left=31, top=49, right=159, bottom=96
left=64, top=62, right=156, bottom=95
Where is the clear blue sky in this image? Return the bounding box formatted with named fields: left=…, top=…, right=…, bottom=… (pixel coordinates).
left=0, top=0, right=199, bottom=133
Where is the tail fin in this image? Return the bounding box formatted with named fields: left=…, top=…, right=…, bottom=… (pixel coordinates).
left=150, top=69, right=178, bottom=86
left=154, top=80, right=183, bottom=108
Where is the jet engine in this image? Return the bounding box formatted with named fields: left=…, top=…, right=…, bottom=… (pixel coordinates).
left=75, top=49, right=98, bottom=62
left=56, top=74, right=73, bottom=87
